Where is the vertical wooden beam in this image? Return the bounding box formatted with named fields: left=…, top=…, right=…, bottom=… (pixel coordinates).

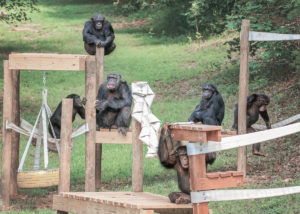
left=85, top=59, right=96, bottom=192
left=189, top=131, right=210, bottom=214
left=10, top=69, right=20, bottom=196
left=95, top=47, right=104, bottom=189
left=132, top=119, right=143, bottom=192
left=1, top=60, right=14, bottom=207
left=58, top=99, right=73, bottom=194
left=237, top=19, right=250, bottom=175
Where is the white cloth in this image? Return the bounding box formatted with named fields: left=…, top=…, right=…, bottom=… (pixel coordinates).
left=132, top=82, right=161, bottom=158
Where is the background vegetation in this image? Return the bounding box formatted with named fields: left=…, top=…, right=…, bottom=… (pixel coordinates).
left=0, top=0, right=299, bottom=213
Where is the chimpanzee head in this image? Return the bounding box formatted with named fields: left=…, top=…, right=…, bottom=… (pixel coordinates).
left=177, top=146, right=189, bottom=169
left=106, top=73, right=121, bottom=91
left=202, top=83, right=218, bottom=100
left=257, top=94, right=270, bottom=112
left=66, top=94, right=84, bottom=107
left=91, top=14, right=105, bottom=31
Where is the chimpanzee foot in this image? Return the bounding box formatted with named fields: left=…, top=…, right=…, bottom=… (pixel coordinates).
left=253, top=150, right=266, bottom=157
left=175, top=195, right=191, bottom=204
left=118, top=127, right=127, bottom=136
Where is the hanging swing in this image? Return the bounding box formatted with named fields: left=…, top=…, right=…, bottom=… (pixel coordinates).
left=6, top=72, right=88, bottom=188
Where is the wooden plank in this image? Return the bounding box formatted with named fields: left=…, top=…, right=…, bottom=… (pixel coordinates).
left=8, top=53, right=94, bottom=71
left=95, top=129, right=133, bottom=144
left=195, top=173, right=244, bottom=190
left=95, top=47, right=105, bottom=189
left=59, top=99, right=73, bottom=193
left=169, top=124, right=221, bottom=132
left=85, top=59, right=96, bottom=192
left=207, top=130, right=221, bottom=142
left=10, top=69, right=20, bottom=196
left=132, top=119, right=143, bottom=192
left=237, top=19, right=250, bottom=175
left=249, top=31, right=300, bottom=41
left=252, top=113, right=300, bottom=130
left=170, top=129, right=207, bottom=142
left=193, top=203, right=209, bottom=214
left=191, top=186, right=300, bottom=203
left=1, top=60, right=13, bottom=208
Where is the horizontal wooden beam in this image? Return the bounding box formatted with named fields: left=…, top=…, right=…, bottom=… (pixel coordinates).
left=95, top=129, right=132, bottom=144
left=9, top=53, right=95, bottom=71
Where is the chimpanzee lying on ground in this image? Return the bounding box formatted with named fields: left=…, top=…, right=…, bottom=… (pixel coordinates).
left=95, top=73, right=132, bottom=135
left=232, top=94, right=271, bottom=156
left=83, top=14, right=116, bottom=55
left=49, top=94, right=86, bottom=139
left=158, top=124, right=217, bottom=204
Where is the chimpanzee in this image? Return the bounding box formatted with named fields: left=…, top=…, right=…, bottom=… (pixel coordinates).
left=82, top=14, right=116, bottom=55
left=48, top=94, right=86, bottom=139
left=95, top=73, right=132, bottom=135
left=188, top=83, right=225, bottom=125
left=188, top=83, right=224, bottom=167
left=158, top=124, right=216, bottom=204
left=232, top=94, right=271, bottom=156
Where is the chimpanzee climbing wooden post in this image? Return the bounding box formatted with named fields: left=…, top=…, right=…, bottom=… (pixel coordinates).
left=237, top=19, right=250, bottom=175
left=95, top=47, right=105, bottom=188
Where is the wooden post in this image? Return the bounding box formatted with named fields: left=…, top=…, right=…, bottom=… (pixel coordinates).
left=85, top=59, right=97, bottom=192
left=58, top=99, right=73, bottom=194
left=237, top=19, right=250, bottom=175
left=10, top=69, right=20, bottom=196
left=132, top=119, right=143, bottom=192
left=1, top=61, right=14, bottom=208
left=95, top=47, right=104, bottom=188
left=189, top=133, right=209, bottom=214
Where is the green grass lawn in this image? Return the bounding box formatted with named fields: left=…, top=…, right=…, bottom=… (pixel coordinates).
left=0, top=0, right=299, bottom=213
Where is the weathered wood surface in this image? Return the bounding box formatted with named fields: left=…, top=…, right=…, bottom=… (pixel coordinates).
left=169, top=123, right=221, bottom=131
left=249, top=31, right=300, bottom=41
left=59, top=99, right=73, bottom=193
left=1, top=60, right=13, bottom=207
left=95, top=129, right=133, bottom=144
left=132, top=119, right=143, bottom=192
left=53, top=192, right=192, bottom=210
left=9, top=53, right=94, bottom=71
left=191, top=186, right=300, bottom=203
left=85, top=59, right=97, bottom=192
left=238, top=19, right=250, bottom=174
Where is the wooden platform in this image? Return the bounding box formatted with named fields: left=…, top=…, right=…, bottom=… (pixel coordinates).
left=53, top=192, right=193, bottom=214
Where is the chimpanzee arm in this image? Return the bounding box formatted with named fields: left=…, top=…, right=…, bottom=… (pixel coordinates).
left=158, top=126, right=177, bottom=168
left=106, top=83, right=132, bottom=110
left=259, top=110, right=271, bottom=129
left=77, top=106, right=86, bottom=119
left=232, top=104, right=238, bottom=130
left=101, top=21, right=115, bottom=46
left=82, top=21, right=99, bottom=44
left=188, top=104, right=202, bottom=122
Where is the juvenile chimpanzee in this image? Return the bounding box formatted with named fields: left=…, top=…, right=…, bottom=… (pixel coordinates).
left=158, top=125, right=216, bottom=204
left=188, top=83, right=225, bottom=125
left=232, top=94, right=271, bottom=156
left=82, top=14, right=116, bottom=55
left=95, top=73, right=132, bottom=135
left=188, top=83, right=224, bottom=166
left=49, top=94, right=86, bottom=139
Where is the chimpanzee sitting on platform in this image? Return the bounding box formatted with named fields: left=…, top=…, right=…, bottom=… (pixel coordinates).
left=49, top=94, right=86, bottom=139
left=83, top=14, right=116, bottom=55
left=95, top=73, right=132, bottom=135
left=232, top=94, right=271, bottom=156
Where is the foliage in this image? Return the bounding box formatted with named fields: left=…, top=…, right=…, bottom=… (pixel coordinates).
left=0, top=0, right=38, bottom=23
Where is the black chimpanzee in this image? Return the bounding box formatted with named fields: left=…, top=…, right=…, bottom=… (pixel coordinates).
left=95, top=73, right=132, bottom=135
left=187, top=83, right=225, bottom=167
left=232, top=94, right=271, bottom=156
left=188, top=83, right=225, bottom=125
left=158, top=123, right=218, bottom=204
left=48, top=94, right=86, bottom=139
left=82, top=14, right=116, bottom=55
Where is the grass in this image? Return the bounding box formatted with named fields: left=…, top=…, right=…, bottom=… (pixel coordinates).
left=0, top=0, right=299, bottom=213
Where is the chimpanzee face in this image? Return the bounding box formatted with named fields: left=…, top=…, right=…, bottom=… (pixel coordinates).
left=106, top=73, right=121, bottom=91
left=258, top=95, right=270, bottom=112
left=92, top=14, right=105, bottom=31
left=177, top=147, right=189, bottom=169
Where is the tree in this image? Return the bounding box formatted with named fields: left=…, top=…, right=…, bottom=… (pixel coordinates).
left=0, top=0, right=38, bottom=23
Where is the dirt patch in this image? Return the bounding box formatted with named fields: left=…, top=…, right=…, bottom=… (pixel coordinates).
left=112, top=20, right=147, bottom=29
left=11, top=24, right=40, bottom=33
left=187, top=42, right=222, bottom=54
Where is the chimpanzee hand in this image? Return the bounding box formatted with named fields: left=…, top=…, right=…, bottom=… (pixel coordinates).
left=96, top=40, right=106, bottom=47
left=82, top=97, right=87, bottom=105
left=118, top=127, right=127, bottom=136
left=95, top=100, right=108, bottom=111
left=266, top=121, right=271, bottom=129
